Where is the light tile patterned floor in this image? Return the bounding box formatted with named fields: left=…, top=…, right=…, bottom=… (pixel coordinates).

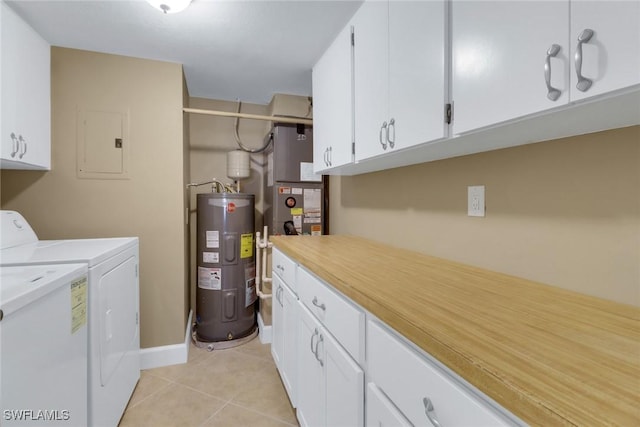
left=119, top=338, right=298, bottom=427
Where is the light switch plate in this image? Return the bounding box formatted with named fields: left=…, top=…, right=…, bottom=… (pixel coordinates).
left=468, top=185, right=485, bottom=217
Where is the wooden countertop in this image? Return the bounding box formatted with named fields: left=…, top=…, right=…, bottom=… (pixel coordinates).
left=271, top=235, right=640, bottom=427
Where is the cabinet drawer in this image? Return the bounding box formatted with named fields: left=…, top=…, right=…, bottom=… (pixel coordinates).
left=367, top=320, right=518, bottom=427
left=298, top=267, right=364, bottom=363
left=272, top=247, right=297, bottom=292
left=366, top=383, right=411, bottom=427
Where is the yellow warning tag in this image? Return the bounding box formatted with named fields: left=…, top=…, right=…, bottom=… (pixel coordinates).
left=71, top=277, right=87, bottom=334
left=240, top=233, right=253, bottom=259
left=291, top=208, right=303, bottom=215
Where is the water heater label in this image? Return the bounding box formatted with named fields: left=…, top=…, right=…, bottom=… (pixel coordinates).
left=206, top=230, right=220, bottom=248
left=240, top=233, right=253, bottom=259
left=245, top=263, right=257, bottom=307
left=203, top=252, right=219, bottom=263
left=198, top=267, right=221, bottom=290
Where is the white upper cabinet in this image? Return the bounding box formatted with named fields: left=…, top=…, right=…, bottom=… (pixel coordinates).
left=312, top=23, right=354, bottom=174
left=352, top=1, right=387, bottom=162
left=569, top=1, right=640, bottom=101
left=1, top=1, right=51, bottom=170
left=388, top=1, right=449, bottom=150
left=451, top=0, right=570, bottom=135
left=354, top=0, right=449, bottom=161
left=452, top=0, right=640, bottom=136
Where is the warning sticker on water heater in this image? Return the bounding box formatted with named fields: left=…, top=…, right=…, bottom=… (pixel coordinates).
left=240, top=233, right=253, bottom=259
left=198, top=267, right=221, bottom=290
left=245, top=263, right=257, bottom=307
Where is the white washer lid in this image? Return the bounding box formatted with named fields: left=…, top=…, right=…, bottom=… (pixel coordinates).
left=1, top=237, right=138, bottom=267
left=0, top=263, right=88, bottom=316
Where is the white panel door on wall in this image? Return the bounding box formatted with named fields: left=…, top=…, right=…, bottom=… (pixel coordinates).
left=451, top=0, right=569, bottom=135
left=569, top=1, right=640, bottom=101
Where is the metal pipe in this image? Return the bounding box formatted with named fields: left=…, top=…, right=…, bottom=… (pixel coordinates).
left=183, top=107, right=313, bottom=126
left=186, top=178, right=234, bottom=193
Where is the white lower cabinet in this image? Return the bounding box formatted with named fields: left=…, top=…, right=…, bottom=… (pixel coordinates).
left=367, top=319, right=521, bottom=426
left=271, top=249, right=519, bottom=427
left=271, top=272, right=298, bottom=407
left=297, top=303, right=364, bottom=427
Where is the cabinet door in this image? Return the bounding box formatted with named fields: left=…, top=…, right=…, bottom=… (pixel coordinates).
left=270, top=275, right=284, bottom=371
left=366, top=383, right=411, bottom=427
left=312, top=23, right=354, bottom=173
left=281, top=282, right=298, bottom=407
left=0, top=1, right=50, bottom=169
left=451, top=0, right=569, bottom=135
left=388, top=0, right=448, bottom=150
left=18, top=11, right=50, bottom=169
left=324, top=329, right=364, bottom=427
left=569, top=1, right=640, bottom=101
left=296, top=304, right=325, bottom=427
left=353, top=0, right=389, bottom=162
left=1, top=2, right=21, bottom=163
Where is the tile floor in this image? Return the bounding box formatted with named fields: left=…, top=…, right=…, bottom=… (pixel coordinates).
left=119, top=338, right=298, bottom=427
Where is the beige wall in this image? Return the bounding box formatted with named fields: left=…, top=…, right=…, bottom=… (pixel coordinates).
left=330, top=126, right=640, bottom=307
left=187, top=97, right=271, bottom=319
left=0, top=47, right=189, bottom=348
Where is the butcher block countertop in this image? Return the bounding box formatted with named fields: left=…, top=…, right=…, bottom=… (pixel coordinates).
left=270, top=235, right=640, bottom=427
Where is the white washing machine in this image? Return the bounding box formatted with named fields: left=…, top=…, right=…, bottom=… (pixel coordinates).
left=0, top=210, right=140, bottom=427
left=1, top=263, right=89, bottom=426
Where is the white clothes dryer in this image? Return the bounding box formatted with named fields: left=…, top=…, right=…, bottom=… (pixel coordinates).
left=0, top=211, right=140, bottom=427
left=1, top=263, right=89, bottom=427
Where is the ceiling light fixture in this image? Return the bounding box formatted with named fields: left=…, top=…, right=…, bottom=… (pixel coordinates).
left=146, top=0, right=192, bottom=14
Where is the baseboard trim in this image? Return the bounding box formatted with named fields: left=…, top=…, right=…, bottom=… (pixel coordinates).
left=140, top=310, right=192, bottom=370
left=258, top=311, right=272, bottom=344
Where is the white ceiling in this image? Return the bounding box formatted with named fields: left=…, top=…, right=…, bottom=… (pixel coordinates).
left=6, top=0, right=362, bottom=104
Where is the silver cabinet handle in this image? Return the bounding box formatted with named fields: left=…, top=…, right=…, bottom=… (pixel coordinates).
left=278, top=286, right=283, bottom=306
left=379, top=121, right=388, bottom=150
left=310, top=328, right=324, bottom=366
left=545, top=44, right=562, bottom=101
left=310, top=328, right=318, bottom=355
left=324, top=147, right=329, bottom=166
left=276, top=264, right=284, bottom=273
left=423, top=397, right=442, bottom=427
left=10, top=133, right=19, bottom=157
left=388, top=118, right=396, bottom=148
left=575, top=29, right=594, bottom=92
left=19, top=136, right=27, bottom=159
left=328, top=146, right=332, bottom=166
left=315, top=333, right=324, bottom=367
left=312, top=296, right=326, bottom=311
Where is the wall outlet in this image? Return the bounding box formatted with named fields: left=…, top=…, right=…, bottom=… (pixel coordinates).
left=468, top=185, right=485, bottom=217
